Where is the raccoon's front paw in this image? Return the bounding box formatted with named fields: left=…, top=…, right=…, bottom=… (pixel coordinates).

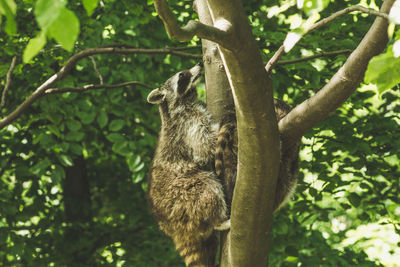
left=214, top=219, right=230, bottom=231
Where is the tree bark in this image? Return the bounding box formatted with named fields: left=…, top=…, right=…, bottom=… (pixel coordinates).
left=62, top=156, right=93, bottom=265
left=204, top=1, right=280, bottom=266
left=194, top=1, right=234, bottom=266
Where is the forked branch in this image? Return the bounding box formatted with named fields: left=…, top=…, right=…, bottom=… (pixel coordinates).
left=266, top=5, right=391, bottom=72
left=279, top=0, right=395, bottom=142
left=153, top=0, right=230, bottom=45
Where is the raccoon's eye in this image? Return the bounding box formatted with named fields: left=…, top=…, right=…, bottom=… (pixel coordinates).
left=177, top=71, right=190, bottom=95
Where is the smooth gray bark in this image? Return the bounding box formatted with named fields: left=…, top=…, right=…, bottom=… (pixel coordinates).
left=204, top=1, right=280, bottom=266
left=194, top=1, right=234, bottom=266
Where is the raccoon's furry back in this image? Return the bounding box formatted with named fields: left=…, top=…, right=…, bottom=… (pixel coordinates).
left=215, top=99, right=301, bottom=210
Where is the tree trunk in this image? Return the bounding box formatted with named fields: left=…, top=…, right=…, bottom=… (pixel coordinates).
left=194, top=0, right=281, bottom=265
left=194, top=2, right=234, bottom=264
left=62, top=156, right=92, bottom=266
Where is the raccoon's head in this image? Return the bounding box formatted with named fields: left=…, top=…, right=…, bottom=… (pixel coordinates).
left=147, top=63, right=203, bottom=106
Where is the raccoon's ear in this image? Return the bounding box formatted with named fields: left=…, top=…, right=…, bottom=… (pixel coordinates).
left=147, top=88, right=165, bottom=104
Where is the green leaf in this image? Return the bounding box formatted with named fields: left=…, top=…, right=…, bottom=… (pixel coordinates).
left=97, top=111, right=108, bottom=129
left=112, top=140, right=129, bottom=155
left=59, top=154, right=73, bottom=167
left=127, top=155, right=141, bottom=170
left=0, top=0, right=17, bottom=35
left=30, top=158, right=51, bottom=175
left=23, top=31, right=46, bottom=63
left=83, top=0, right=99, bottom=16
left=132, top=172, right=145, bottom=184
left=133, top=162, right=145, bottom=172
left=109, top=119, right=125, bottom=131
left=51, top=164, right=65, bottom=184
left=77, top=110, right=96, bottom=124
left=106, top=133, right=125, bottom=142
left=66, top=120, right=82, bottom=131
left=69, top=143, right=83, bottom=155
left=48, top=8, right=80, bottom=51
left=47, top=112, right=63, bottom=125
left=39, top=133, right=55, bottom=147
left=34, top=0, right=66, bottom=30
left=365, top=48, right=400, bottom=93
left=65, top=131, right=84, bottom=142
left=0, top=0, right=16, bottom=15
left=60, top=142, right=70, bottom=152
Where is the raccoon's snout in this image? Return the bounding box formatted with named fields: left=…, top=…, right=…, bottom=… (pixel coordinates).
left=192, top=73, right=202, bottom=84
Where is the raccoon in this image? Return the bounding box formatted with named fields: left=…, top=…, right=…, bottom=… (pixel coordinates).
left=147, top=63, right=229, bottom=267
left=215, top=99, right=301, bottom=211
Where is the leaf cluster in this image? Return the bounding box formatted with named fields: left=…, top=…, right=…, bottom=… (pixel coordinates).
left=0, top=0, right=399, bottom=266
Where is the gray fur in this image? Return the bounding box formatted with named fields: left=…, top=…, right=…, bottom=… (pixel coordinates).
left=147, top=64, right=227, bottom=267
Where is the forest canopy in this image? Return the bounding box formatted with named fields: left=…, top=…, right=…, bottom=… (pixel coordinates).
left=0, top=0, right=399, bottom=266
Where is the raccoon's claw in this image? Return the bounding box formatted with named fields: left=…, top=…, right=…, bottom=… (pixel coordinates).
left=214, top=219, right=231, bottom=231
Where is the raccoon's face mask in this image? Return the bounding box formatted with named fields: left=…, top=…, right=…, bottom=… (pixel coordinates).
left=147, top=63, right=203, bottom=105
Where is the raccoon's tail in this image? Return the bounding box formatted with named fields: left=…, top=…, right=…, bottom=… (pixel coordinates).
left=175, top=233, right=218, bottom=267
left=215, top=122, right=235, bottom=177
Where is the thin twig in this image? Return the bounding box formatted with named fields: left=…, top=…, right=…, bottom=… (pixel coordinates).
left=276, top=49, right=352, bottom=66
left=44, top=81, right=153, bottom=95
left=96, top=46, right=202, bottom=58
left=307, top=5, right=389, bottom=34
left=1, top=56, right=18, bottom=110
left=100, top=43, right=202, bottom=51
left=266, top=5, right=390, bottom=72
left=89, top=56, right=104, bottom=84
left=165, top=45, right=202, bottom=51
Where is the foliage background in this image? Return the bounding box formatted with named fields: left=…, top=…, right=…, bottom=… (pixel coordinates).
left=0, top=0, right=399, bottom=266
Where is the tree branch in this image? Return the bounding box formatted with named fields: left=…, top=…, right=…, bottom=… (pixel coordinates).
left=44, top=81, right=153, bottom=95
left=276, top=49, right=352, bottom=66
left=307, top=5, right=389, bottom=33
left=0, top=56, right=18, bottom=110
left=266, top=5, right=391, bottom=72
left=153, top=0, right=230, bottom=45
left=279, top=0, right=395, bottom=142
left=89, top=56, right=104, bottom=84
left=0, top=47, right=199, bottom=130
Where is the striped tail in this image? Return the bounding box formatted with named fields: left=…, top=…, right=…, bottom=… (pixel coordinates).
left=215, top=122, right=235, bottom=177
left=174, top=233, right=218, bottom=267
